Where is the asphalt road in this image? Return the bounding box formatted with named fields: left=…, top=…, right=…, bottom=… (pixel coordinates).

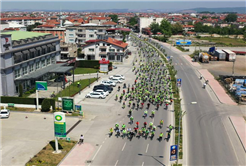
left=85, top=39, right=176, bottom=166
left=153, top=39, right=246, bottom=165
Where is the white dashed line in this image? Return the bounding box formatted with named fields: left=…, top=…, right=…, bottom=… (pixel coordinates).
left=115, top=160, right=119, bottom=166
left=92, top=145, right=102, bottom=160
left=142, top=162, right=144, bottom=166
left=146, top=144, right=149, bottom=153
left=122, top=142, right=126, bottom=151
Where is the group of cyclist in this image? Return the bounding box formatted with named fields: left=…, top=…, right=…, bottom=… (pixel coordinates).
left=110, top=33, right=174, bottom=141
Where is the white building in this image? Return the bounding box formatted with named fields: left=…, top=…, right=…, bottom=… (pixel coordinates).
left=81, top=37, right=128, bottom=62
left=138, top=17, right=165, bottom=34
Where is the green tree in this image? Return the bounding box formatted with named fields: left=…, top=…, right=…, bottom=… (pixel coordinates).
left=171, top=22, right=183, bottom=35
left=129, top=16, right=138, bottom=26
left=109, top=15, right=118, bottom=23
left=19, top=84, right=23, bottom=97
left=149, top=22, right=161, bottom=35
left=243, top=33, right=246, bottom=41
left=194, top=22, right=203, bottom=32
left=224, top=13, right=238, bottom=22
left=27, top=22, right=42, bottom=31
left=159, top=19, right=172, bottom=37
left=41, top=98, right=51, bottom=112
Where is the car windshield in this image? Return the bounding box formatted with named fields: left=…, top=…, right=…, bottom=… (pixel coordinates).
left=1, top=112, right=8, bottom=114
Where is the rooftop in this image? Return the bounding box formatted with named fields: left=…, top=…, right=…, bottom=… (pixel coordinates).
left=1, top=31, right=50, bottom=41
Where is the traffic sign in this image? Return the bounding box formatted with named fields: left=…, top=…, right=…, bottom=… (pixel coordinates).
left=176, top=40, right=192, bottom=46
left=54, top=112, right=66, bottom=137
left=35, top=81, right=47, bottom=90
left=62, top=97, right=74, bottom=111
left=170, top=145, right=178, bottom=161
left=177, top=78, right=182, bottom=87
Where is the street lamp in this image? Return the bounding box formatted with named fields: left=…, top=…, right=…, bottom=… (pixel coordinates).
left=97, top=71, right=99, bottom=82
left=89, top=78, right=91, bottom=88
left=232, top=60, right=235, bottom=76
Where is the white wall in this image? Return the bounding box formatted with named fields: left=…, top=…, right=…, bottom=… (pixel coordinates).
left=139, top=17, right=165, bottom=33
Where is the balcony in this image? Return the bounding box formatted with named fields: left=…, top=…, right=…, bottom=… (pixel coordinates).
left=76, top=31, right=86, bottom=35
left=99, top=52, right=107, bottom=55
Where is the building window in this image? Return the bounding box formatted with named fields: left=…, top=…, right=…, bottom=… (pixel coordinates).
left=69, top=34, right=74, bottom=37
left=117, top=49, right=120, bottom=52
left=69, top=39, right=74, bottom=42
left=47, top=58, right=51, bottom=65
left=36, top=62, right=40, bottom=70
left=98, top=29, right=103, bottom=32
left=30, top=51, right=35, bottom=58
left=14, top=69, right=21, bottom=78
left=109, top=55, right=115, bottom=60
left=42, top=48, right=46, bottom=54
left=89, top=29, right=94, bottom=32
left=107, top=44, right=111, bottom=46
left=37, top=50, right=41, bottom=56
left=69, top=29, right=73, bottom=31
left=30, top=64, right=34, bottom=72
left=51, top=57, right=56, bottom=64
left=78, top=29, right=83, bottom=32
left=117, top=55, right=121, bottom=61
left=89, top=48, right=94, bottom=52
left=22, top=66, right=28, bottom=75
left=109, top=49, right=115, bottom=52
left=89, top=34, right=94, bottom=38
left=42, top=60, right=46, bottom=67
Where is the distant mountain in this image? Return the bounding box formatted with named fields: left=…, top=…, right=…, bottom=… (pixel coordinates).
left=179, top=7, right=246, bottom=14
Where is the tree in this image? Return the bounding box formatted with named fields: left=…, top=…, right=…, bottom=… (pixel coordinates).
left=224, top=13, right=238, bottom=22
left=149, top=22, right=160, bottom=35
left=41, top=98, right=51, bottom=112
left=171, top=22, right=183, bottom=35
left=18, top=84, right=23, bottom=97
left=109, top=15, right=118, bottom=23
left=159, top=19, right=172, bottom=37
left=27, top=22, right=42, bottom=31
left=129, top=16, right=138, bottom=26
left=243, top=33, right=246, bottom=41
left=194, top=22, right=203, bottom=32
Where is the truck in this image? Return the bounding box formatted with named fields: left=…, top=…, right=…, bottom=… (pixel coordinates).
left=214, top=50, right=226, bottom=61
left=222, top=49, right=236, bottom=62
left=199, top=52, right=210, bottom=63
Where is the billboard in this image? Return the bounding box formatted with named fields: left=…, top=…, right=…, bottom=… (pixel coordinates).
left=54, top=112, right=66, bottom=137
left=170, top=145, right=178, bottom=161
left=35, top=81, right=47, bottom=90
left=62, top=97, right=74, bottom=111
left=176, top=40, right=192, bottom=46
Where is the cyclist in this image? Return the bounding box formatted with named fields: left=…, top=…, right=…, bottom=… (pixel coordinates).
left=110, top=128, right=113, bottom=134
left=144, top=121, right=147, bottom=127
left=151, top=110, right=155, bottom=117
left=115, top=123, right=119, bottom=130
left=129, top=109, right=132, bottom=116
left=153, top=125, right=156, bottom=131
left=159, top=132, right=163, bottom=140
left=144, top=110, right=148, bottom=117
left=130, top=116, right=134, bottom=123
left=136, top=121, right=139, bottom=127
left=122, top=124, right=126, bottom=130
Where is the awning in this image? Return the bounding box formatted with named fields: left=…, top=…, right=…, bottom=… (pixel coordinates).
left=22, top=50, right=29, bottom=54
left=14, top=52, right=22, bottom=56
left=29, top=48, right=36, bottom=52
left=47, top=44, right=52, bottom=48
left=36, top=47, right=41, bottom=50
left=41, top=45, right=47, bottom=49
left=15, top=63, right=74, bottom=81
left=52, top=43, right=56, bottom=46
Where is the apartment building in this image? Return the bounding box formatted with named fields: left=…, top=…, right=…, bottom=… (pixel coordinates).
left=65, top=24, right=109, bottom=45
left=0, top=31, right=61, bottom=96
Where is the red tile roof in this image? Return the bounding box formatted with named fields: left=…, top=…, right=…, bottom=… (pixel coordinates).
left=84, top=37, right=128, bottom=49
left=102, top=21, right=117, bottom=25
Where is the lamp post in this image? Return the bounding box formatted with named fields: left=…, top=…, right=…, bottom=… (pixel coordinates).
left=97, top=71, right=99, bottom=82
left=232, top=60, right=235, bottom=76
left=89, top=78, right=91, bottom=88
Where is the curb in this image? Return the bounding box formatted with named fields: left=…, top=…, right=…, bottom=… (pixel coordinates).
left=228, top=117, right=246, bottom=152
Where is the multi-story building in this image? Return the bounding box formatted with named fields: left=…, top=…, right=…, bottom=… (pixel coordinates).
left=81, top=37, right=128, bottom=62
left=32, top=27, right=66, bottom=42
left=0, top=17, right=44, bottom=26
left=0, top=31, right=61, bottom=96
left=65, top=24, right=109, bottom=45
left=138, top=17, right=165, bottom=33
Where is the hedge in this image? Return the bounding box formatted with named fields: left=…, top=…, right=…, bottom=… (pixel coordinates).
left=0, top=96, right=55, bottom=110
left=76, top=60, right=112, bottom=70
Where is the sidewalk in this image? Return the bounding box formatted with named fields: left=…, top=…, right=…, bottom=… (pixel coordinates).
left=59, top=143, right=95, bottom=166
left=229, top=116, right=246, bottom=152
left=199, top=69, right=237, bottom=105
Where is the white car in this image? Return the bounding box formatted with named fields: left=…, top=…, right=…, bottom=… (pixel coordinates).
left=94, top=89, right=109, bottom=96
left=85, top=92, right=106, bottom=99
left=0, top=109, right=10, bottom=118
left=111, top=77, right=123, bottom=83
left=101, top=80, right=116, bottom=87
left=109, top=74, right=125, bottom=80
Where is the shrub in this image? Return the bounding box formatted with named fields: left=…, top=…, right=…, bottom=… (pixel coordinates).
left=19, top=84, right=23, bottom=97
left=41, top=98, right=50, bottom=112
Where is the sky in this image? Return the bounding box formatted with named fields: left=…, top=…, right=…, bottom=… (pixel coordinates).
left=1, top=1, right=245, bottom=11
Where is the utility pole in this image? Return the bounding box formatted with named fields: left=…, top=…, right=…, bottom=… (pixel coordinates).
left=232, top=60, right=235, bottom=76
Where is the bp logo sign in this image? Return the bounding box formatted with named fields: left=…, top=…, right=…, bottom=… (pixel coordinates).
left=55, top=115, right=62, bottom=121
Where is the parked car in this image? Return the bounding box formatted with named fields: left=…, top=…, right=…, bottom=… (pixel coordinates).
left=101, top=80, right=116, bottom=87
left=0, top=109, right=10, bottom=118
left=85, top=92, right=106, bottom=99
left=109, top=74, right=125, bottom=80
left=93, top=85, right=112, bottom=93
left=111, top=77, right=123, bottom=83
left=113, top=66, right=117, bottom=69
left=94, top=89, right=109, bottom=96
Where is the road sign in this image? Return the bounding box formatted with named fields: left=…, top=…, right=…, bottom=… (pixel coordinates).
left=176, top=40, right=192, bottom=46
left=177, top=78, right=182, bottom=87
left=35, top=81, right=47, bottom=90
left=62, top=97, right=74, bottom=111
left=54, top=112, right=66, bottom=138
left=75, top=105, right=83, bottom=116
left=170, top=145, right=178, bottom=161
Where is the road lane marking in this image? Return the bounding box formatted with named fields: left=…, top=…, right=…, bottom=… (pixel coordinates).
left=92, top=145, right=102, bottom=160
left=146, top=144, right=149, bottom=153
left=115, top=160, right=119, bottom=166
left=142, top=162, right=144, bottom=166
left=122, top=142, right=126, bottom=151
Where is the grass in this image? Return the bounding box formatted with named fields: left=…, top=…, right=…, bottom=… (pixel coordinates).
left=26, top=139, right=76, bottom=166
left=73, top=68, right=99, bottom=74
left=54, top=78, right=97, bottom=101
left=200, top=37, right=246, bottom=46
left=176, top=46, right=189, bottom=52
